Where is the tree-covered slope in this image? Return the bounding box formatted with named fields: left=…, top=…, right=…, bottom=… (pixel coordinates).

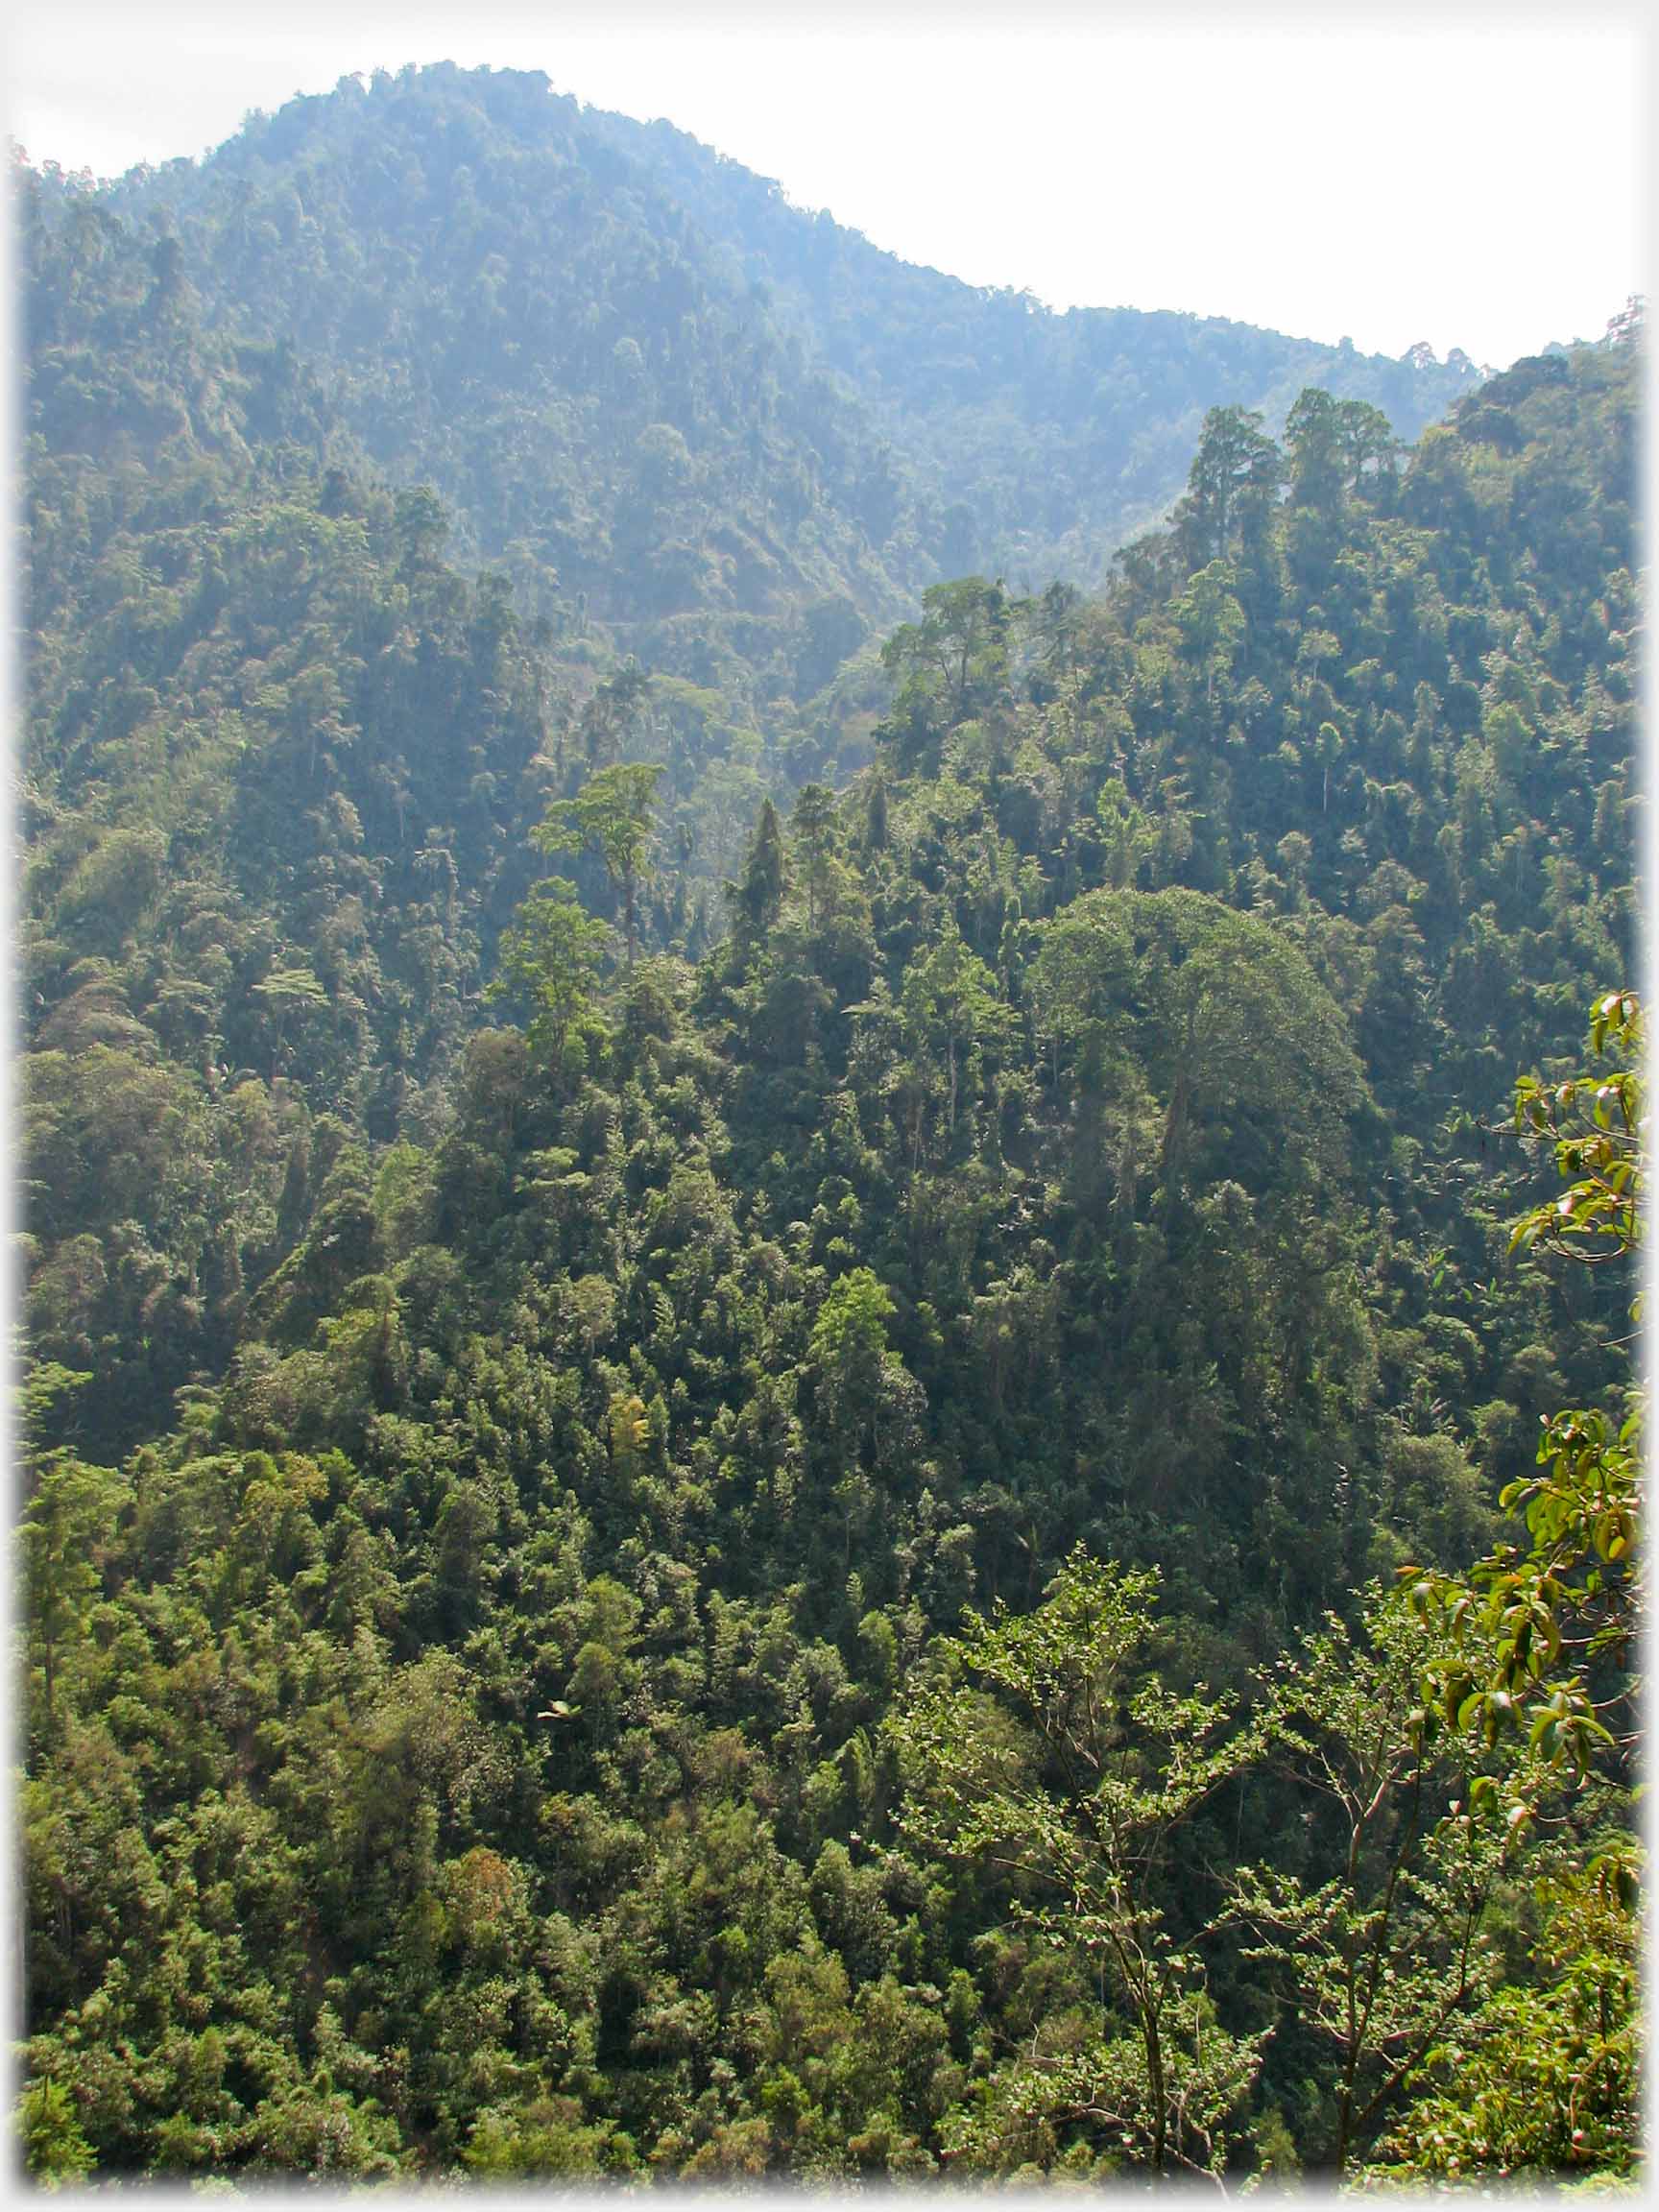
left=20, top=296, right=1640, bottom=2182
left=587, top=94, right=1479, bottom=584
left=38, top=62, right=1476, bottom=708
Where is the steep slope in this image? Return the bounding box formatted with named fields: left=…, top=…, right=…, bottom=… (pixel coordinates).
left=19, top=325, right=1639, bottom=2180
left=588, top=98, right=1479, bottom=583
left=77, top=63, right=1476, bottom=695
left=21, top=126, right=1634, bottom=1479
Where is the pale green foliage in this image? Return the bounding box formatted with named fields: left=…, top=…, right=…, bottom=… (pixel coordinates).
left=879, top=578, right=1013, bottom=747
left=464, top=2097, right=616, bottom=2175
left=488, top=878, right=611, bottom=1075
left=538, top=762, right=664, bottom=966
left=1232, top=1587, right=1510, bottom=2169
left=790, top=783, right=843, bottom=931
left=1510, top=989, right=1641, bottom=1273
left=252, top=964, right=327, bottom=1006
left=1368, top=1847, right=1640, bottom=2181
left=807, top=1268, right=924, bottom=1493
left=894, top=1549, right=1264, bottom=2176
left=939, top=1989, right=1262, bottom=2179
left=19, top=2076, right=97, bottom=2184
left=808, top=1267, right=895, bottom=1383
left=20, top=1452, right=129, bottom=1731
left=18, top=1358, right=92, bottom=1446
left=895, top=921, right=1014, bottom=1143
left=1169, top=558, right=1245, bottom=702
left=1406, top=990, right=1641, bottom=1797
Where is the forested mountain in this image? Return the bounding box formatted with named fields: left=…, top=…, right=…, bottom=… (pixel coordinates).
left=583, top=96, right=1479, bottom=588
left=24, top=63, right=1477, bottom=725
left=16, top=49, right=1645, bottom=2183
left=20, top=108, right=1641, bottom=2169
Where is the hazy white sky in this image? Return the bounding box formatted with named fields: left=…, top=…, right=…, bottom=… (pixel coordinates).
left=5, top=2, right=1649, bottom=370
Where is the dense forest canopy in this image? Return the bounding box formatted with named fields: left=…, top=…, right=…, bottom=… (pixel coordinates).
left=14, top=62, right=1643, bottom=2187
left=20, top=63, right=1478, bottom=815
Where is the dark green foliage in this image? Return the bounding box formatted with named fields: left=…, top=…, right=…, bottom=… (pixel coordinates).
left=16, top=87, right=1642, bottom=2179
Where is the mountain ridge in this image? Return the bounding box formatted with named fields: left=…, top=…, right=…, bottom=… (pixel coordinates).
left=75, top=62, right=1479, bottom=629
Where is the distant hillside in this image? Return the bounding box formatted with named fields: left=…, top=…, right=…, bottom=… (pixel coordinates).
left=64, top=62, right=1477, bottom=702
left=586, top=99, right=1480, bottom=583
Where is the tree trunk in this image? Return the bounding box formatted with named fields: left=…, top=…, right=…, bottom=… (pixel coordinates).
left=1143, top=2001, right=1167, bottom=2172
